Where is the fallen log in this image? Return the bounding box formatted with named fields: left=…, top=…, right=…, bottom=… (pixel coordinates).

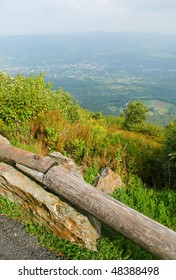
left=16, top=163, right=176, bottom=259
left=0, top=136, right=58, bottom=173
left=43, top=166, right=176, bottom=260
left=1, top=136, right=176, bottom=259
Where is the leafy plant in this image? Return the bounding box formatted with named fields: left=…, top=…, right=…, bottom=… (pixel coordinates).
left=83, top=164, right=99, bottom=185
left=0, top=73, right=50, bottom=125
left=112, top=175, right=176, bottom=230
left=162, top=120, right=176, bottom=188
left=123, top=100, right=148, bottom=129
left=0, top=72, right=175, bottom=260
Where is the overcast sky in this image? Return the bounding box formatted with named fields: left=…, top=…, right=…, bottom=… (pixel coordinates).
left=0, top=0, right=176, bottom=36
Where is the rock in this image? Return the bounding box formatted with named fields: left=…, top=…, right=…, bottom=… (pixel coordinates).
left=0, top=163, right=99, bottom=251
left=49, top=152, right=83, bottom=179
left=94, top=167, right=124, bottom=194
left=49, top=152, right=101, bottom=235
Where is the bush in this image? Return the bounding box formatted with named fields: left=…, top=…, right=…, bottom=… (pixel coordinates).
left=83, top=164, right=99, bottom=185
left=162, top=120, right=176, bottom=188
left=0, top=73, right=50, bottom=125
left=112, top=175, right=176, bottom=231
left=123, top=100, right=148, bottom=129
left=128, top=123, right=164, bottom=142
left=50, top=87, right=80, bottom=122
left=0, top=73, right=79, bottom=128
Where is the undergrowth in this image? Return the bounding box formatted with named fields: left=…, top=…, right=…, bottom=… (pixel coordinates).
left=0, top=73, right=176, bottom=260
left=1, top=176, right=176, bottom=260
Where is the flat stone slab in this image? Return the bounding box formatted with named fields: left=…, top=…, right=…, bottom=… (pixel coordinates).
left=0, top=163, right=99, bottom=251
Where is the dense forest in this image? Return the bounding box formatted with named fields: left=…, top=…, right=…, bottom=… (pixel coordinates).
left=0, top=72, right=176, bottom=259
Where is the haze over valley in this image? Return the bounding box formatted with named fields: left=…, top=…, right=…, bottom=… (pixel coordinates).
left=0, top=33, right=176, bottom=124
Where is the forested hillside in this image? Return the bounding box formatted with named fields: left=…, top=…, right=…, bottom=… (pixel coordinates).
left=0, top=72, right=176, bottom=259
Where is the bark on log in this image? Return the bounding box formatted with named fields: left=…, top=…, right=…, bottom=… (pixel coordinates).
left=1, top=136, right=176, bottom=259
left=0, top=140, right=58, bottom=173
left=16, top=164, right=44, bottom=183
left=43, top=166, right=176, bottom=260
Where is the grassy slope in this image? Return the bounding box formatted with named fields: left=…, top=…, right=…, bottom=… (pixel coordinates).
left=0, top=73, right=175, bottom=259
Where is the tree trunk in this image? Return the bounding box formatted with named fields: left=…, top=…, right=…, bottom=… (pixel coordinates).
left=0, top=139, right=58, bottom=173
left=1, top=136, right=176, bottom=259
left=43, top=166, right=176, bottom=260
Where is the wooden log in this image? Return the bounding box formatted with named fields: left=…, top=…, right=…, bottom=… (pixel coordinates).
left=1, top=136, right=176, bottom=259
left=0, top=140, right=58, bottom=173
left=43, top=166, right=176, bottom=260
left=16, top=164, right=44, bottom=183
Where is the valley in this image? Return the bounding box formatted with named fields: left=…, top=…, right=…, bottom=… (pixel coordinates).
left=0, top=33, right=176, bottom=124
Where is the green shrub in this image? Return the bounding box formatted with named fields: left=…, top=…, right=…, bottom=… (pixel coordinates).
left=0, top=73, right=79, bottom=131
left=128, top=123, right=164, bottom=142
left=0, top=73, right=50, bottom=125
left=123, top=100, right=148, bottom=129
left=162, top=120, right=176, bottom=188
left=83, top=164, right=99, bottom=185
left=112, top=175, right=176, bottom=231
left=68, top=138, right=86, bottom=162
left=49, top=87, right=80, bottom=122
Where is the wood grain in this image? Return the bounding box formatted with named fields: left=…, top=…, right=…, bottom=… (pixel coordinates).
left=1, top=137, right=176, bottom=259
left=43, top=166, right=176, bottom=260
left=0, top=140, right=58, bottom=173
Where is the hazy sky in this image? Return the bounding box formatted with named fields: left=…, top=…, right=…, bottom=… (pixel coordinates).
left=0, top=0, right=176, bottom=36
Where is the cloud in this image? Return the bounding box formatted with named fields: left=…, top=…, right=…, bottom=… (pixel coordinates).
left=0, top=0, right=175, bottom=36
left=113, top=0, right=176, bottom=11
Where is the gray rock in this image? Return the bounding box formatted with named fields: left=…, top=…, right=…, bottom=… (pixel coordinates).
left=94, top=167, right=124, bottom=194
left=0, top=163, right=99, bottom=251
left=49, top=152, right=83, bottom=179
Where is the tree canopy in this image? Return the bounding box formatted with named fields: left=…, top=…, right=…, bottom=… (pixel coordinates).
left=123, top=100, right=148, bottom=129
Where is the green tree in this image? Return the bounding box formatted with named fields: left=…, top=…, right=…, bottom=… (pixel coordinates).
left=123, top=100, right=148, bottom=129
